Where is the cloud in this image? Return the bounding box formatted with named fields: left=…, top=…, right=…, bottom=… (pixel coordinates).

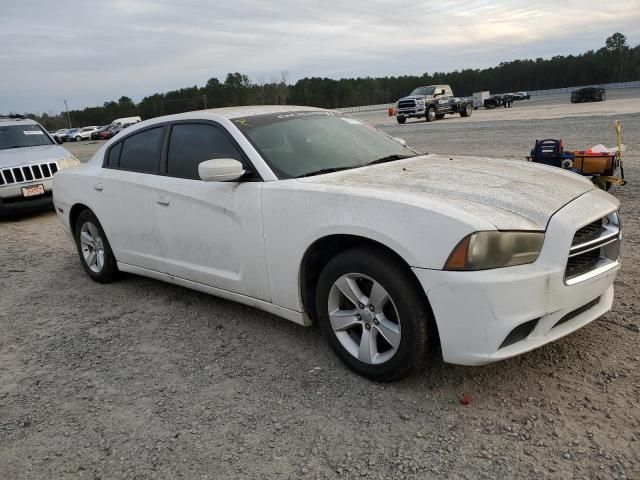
left=1, top=0, right=638, bottom=113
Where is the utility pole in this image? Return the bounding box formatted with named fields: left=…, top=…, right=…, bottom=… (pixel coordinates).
left=63, top=99, right=71, bottom=128
left=203, top=94, right=208, bottom=109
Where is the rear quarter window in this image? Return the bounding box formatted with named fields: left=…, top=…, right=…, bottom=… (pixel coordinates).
left=116, top=127, right=163, bottom=174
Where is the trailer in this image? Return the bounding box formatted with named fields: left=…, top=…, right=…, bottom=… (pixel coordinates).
left=472, top=91, right=490, bottom=110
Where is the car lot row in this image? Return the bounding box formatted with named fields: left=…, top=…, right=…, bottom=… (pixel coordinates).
left=50, top=116, right=141, bottom=143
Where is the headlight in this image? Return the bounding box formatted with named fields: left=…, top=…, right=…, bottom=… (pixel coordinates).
left=57, top=156, right=81, bottom=170
left=444, top=231, right=544, bottom=270
left=416, top=99, right=425, bottom=104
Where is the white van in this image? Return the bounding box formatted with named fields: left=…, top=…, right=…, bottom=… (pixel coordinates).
left=110, top=116, right=141, bottom=128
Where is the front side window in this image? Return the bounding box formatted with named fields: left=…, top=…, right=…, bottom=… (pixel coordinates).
left=0, top=124, right=53, bottom=150
left=167, top=123, right=243, bottom=179
left=118, top=127, right=163, bottom=173
left=233, top=111, right=416, bottom=178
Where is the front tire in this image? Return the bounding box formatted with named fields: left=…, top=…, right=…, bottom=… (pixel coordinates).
left=75, top=135, right=82, bottom=142
left=396, top=116, right=406, bottom=124
left=315, top=247, right=436, bottom=382
left=425, top=106, right=436, bottom=122
left=74, top=210, right=119, bottom=283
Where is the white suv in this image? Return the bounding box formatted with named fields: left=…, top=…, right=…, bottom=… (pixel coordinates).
left=0, top=115, right=80, bottom=215
left=72, top=126, right=99, bottom=141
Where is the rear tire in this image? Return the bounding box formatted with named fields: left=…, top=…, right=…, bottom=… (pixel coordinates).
left=74, top=210, right=119, bottom=283
left=460, top=104, right=472, bottom=117
left=75, top=135, right=81, bottom=142
left=315, top=247, right=436, bottom=382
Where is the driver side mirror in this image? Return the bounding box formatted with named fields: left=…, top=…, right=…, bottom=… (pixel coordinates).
left=199, top=158, right=246, bottom=182
left=440, top=89, right=446, bottom=95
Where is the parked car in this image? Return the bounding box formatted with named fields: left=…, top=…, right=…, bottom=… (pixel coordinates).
left=513, top=91, right=531, bottom=100
left=61, top=128, right=79, bottom=142
left=109, top=116, right=141, bottom=129
left=571, top=87, right=606, bottom=103
left=91, top=125, right=110, bottom=140
left=395, top=85, right=473, bottom=123
left=71, top=126, right=99, bottom=142
left=102, top=122, right=135, bottom=140
left=52, top=106, right=621, bottom=382
left=0, top=115, right=80, bottom=215
left=51, top=129, right=68, bottom=142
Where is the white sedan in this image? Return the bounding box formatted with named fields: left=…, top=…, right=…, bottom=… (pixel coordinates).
left=52, top=106, right=621, bottom=381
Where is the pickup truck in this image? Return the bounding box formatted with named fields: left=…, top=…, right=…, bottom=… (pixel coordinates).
left=395, top=85, right=473, bottom=124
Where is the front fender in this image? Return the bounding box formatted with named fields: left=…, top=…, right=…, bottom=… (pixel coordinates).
left=261, top=182, right=484, bottom=312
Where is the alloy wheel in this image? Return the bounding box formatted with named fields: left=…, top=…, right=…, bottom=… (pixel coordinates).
left=327, top=273, right=401, bottom=365
left=80, top=221, right=105, bottom=273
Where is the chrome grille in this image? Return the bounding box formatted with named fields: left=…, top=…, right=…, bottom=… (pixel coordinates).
left=0, top=162, right=58, bottom=186
left=398, top=100, right=417, bottom=110
left=565, top=212, right=620, bottom=284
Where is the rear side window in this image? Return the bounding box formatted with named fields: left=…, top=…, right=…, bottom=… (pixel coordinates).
left=118, top=127, right=163, bottom=173
left=107, top=142, right=122, bottom=167
left=167, top=123, right=243, bottom=179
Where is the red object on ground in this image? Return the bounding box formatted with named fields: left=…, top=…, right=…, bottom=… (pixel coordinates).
left=460, top=393, right=473, bottom=406
left=388, top=106, right=396, bottom=116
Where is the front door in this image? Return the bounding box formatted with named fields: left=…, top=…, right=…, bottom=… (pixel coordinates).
left=151, top=122, right=271, bottom=301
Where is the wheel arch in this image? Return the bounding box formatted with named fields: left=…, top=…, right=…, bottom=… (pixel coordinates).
left=69, top=203, right=92, bottom=237
left=298, top=234, right=436, bottom=333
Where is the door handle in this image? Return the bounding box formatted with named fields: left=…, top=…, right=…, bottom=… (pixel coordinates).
left=93, top=183, right=103, bottom=192
left=156, top=196, right=170, bottom=206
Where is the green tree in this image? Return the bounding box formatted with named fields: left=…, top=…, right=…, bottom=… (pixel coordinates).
left=606, top=33, right=628, bottom=52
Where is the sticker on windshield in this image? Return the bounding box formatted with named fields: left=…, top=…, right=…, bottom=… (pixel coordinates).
left=23, top=130, right=44, bottom=135
left=340, top=118, right=363, bottom=125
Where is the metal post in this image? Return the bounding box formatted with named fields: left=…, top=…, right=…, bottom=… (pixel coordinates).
left=64, top=99, right=71, bottom=128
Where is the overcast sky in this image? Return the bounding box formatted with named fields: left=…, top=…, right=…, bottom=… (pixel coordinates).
left=1, top=0, right=639, bottom=114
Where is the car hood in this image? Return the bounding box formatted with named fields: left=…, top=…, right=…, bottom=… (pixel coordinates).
left=399, top=95, right=433, bottom=102
left=298, top=155, right=596, bottom=230
left=0, top=144, right=71, bottom=168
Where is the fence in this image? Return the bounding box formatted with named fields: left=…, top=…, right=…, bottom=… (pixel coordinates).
left=339, top=80, right=640, bottom=112
left=529, top=80, right=640, bottom=96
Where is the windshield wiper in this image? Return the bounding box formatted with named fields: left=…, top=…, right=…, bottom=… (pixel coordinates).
left=296, top=166, right=354, bottom=178
left=366, top=154, right=415, bottom=166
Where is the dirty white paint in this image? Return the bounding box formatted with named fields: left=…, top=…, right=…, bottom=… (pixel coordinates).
left=52, top=106, right=621, bottom=365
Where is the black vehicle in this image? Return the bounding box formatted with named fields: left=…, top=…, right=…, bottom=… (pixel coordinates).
left=395, top=85, right=473, bottom=124
left=571, top=87, right=606, bottom=103
left=484, top=94, right=512, bottom=109
left=91, top=125, right=110, bottom=140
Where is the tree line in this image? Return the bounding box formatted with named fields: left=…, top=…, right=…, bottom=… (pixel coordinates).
left=27, top=33, right=640, bottom=130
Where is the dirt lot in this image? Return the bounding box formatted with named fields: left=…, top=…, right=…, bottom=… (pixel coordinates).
left=1, top=101, right=639, bottom=479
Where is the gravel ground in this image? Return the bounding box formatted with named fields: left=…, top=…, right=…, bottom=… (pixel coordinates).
left=1, top=105, right=639, bottom=479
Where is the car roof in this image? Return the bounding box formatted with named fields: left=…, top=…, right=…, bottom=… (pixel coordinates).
left=115, top=105, right=329, bottom=134
left=0, top=117, right=39, bottom=127
left=203, top=105, right=326, bottom=119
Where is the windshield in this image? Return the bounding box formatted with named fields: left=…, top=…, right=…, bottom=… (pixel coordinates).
left=409, top=86, right=435, bottom=96
left=233, top=111, right=416, bottom=178
left=0, top=124, right=53, bottom=150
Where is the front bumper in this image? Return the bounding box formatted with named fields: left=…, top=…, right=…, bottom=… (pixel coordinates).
left=0, top=180, right=54, bottom=216
left=413, top=189, right=620, bottom=365
left=397, top=106, right=426, bottom=118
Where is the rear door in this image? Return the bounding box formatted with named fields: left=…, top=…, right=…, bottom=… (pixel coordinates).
left=93, top=126, right=166, bottom=271
left=151, top=121, right=271, bottom=301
